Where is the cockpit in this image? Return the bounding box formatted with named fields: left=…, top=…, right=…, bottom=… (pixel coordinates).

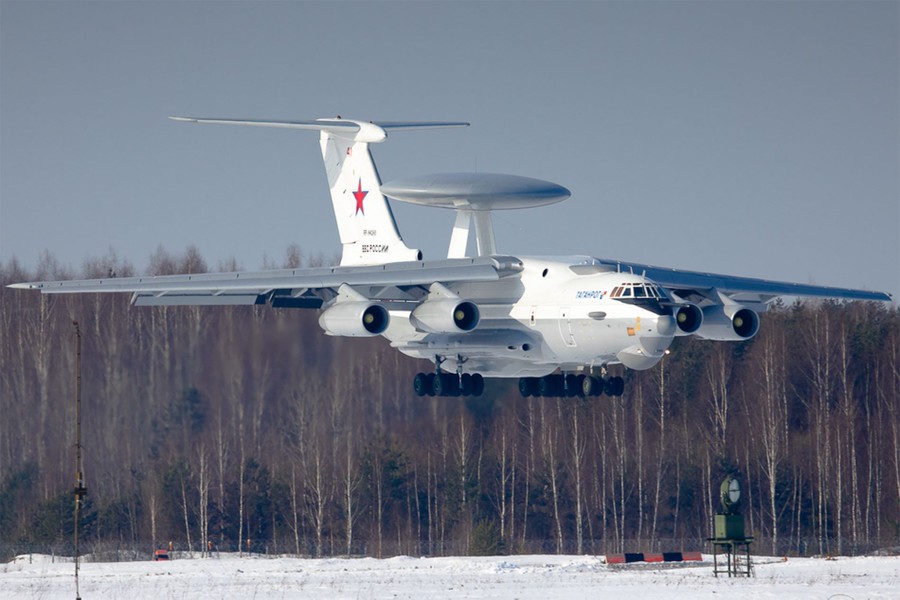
left=610, top=282, right=667, bottom=300
left=608, top=281, right=671, bottom=315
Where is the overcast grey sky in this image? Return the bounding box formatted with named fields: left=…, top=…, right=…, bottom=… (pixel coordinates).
left=1, top=1, right=897, bottom=299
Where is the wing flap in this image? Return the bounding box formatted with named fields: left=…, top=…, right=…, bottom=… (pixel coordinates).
left=132, top=293, right=266, bottom=307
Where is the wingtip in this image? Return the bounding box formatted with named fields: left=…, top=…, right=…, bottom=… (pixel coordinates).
left=169, top=116, right=195, bottom=122
left=7, top=282, right=36, bottom=290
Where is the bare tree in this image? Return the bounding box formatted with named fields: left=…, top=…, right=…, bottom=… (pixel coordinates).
left=542, top=401, right=564, bottom=554
left=303, top=440, right=331, bottom=557
left=196, top=445, right=210, bottom=556
left=287, top=464, right=302, bottom=555
left=179, top=465, right=193, bottom=553
left=491, top=421, right=514, bottom=543
left=706, top=345, right=731, bottom=455
left=518, top=399, right=537, bottom=550
left=804, top=306, right=836, bottom=554
left=283, top=243, right=303, bottom=268
left=748, top=326, right=789, bottom=554
left=649, top=361, right=668, bottom=551
left=569, top=402, right=586, bottom=554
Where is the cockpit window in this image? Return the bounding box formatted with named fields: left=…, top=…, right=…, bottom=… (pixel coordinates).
left=610, top=282, right=666, bottom=300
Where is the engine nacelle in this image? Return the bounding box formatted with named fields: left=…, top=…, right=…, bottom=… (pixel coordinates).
left=696, top=305, right=760, bottom=341
left=318, top=301, right=389, bottom=337
left=673, top=303, right=703, bottom=335
left=410, top=299, right=480, bottom=334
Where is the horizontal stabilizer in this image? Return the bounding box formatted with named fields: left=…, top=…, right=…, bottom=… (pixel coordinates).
left=169, top=117, right=469, bottom=138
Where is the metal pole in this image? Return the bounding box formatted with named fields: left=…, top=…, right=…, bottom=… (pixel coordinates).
left=73, top=321, right=86, bottom=600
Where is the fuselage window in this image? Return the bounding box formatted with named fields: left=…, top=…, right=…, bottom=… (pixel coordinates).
left=634, top=286, right=646, bottom=298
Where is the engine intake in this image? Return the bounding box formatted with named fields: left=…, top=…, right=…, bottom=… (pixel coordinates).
left=673, top=303, right=703, bottom=335
left=696, top=305, right=760, bottom=341
left=318, top=301, right=389, bottom=337
left=410, top=299, right=480, bottom=334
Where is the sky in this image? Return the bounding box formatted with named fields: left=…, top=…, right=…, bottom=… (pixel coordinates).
left=1, top=1, right=898, bottom=299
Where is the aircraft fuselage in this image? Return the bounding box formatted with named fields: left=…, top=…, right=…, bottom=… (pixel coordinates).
left=386, top=256, right=675, bottom=377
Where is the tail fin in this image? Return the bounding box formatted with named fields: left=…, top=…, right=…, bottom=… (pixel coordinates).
left=170, top=116, right=468, bottom=266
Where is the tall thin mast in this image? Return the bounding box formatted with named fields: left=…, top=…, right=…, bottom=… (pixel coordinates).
left=73, top=321, right=86, bottom=600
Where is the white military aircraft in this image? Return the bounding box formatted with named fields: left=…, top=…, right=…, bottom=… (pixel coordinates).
left=11, top=117, right=892, bottom=398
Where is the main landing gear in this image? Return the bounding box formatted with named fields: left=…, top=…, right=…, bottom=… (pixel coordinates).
left=518, top=373, right=624, bottom=398
left=413, top=372, right=485, bottom=397
left=413, top=355, right=485, bottom=397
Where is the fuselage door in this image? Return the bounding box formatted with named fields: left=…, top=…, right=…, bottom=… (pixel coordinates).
left=559, top=307, right=576, bottom=347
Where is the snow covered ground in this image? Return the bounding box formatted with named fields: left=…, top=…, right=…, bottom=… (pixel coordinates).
left=1, top=552, right=897, bottom=599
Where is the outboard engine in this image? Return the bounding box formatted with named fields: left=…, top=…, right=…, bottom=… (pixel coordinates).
left=695, top=304, right=759, bottom=341
left=319, top=302, right=389, bottom=337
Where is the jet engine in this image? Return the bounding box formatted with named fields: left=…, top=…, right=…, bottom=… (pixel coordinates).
left=696, top=304, right=760, bottom=341
left=410, top=299, right=480, bottom=334
left=318, top=302, right=390, bottom=337
left=673, top=303, right=703, bottom=335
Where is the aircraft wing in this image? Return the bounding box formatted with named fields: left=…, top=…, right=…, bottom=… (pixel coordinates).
left=593, top=258, right=892, bottom=304
left=9, top=256, right=524, bottom=308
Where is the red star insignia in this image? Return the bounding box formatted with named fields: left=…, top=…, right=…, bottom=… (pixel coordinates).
left=353, top=179, right=368, bottom=215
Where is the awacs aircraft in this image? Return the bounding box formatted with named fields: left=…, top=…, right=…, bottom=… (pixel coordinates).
left=10, top=117, right=893, bottom=399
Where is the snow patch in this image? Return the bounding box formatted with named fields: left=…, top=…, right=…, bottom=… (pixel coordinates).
left=0, top=553, right=897, bottom=599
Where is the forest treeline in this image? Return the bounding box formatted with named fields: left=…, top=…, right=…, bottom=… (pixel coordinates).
left=1, top=247, right=898, bottom=561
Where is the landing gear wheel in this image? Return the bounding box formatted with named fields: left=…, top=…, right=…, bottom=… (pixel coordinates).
left=432, top=373, right=453, bottom=397
left=611, top=376, right=625, bottom=397
left=575, top=374, right=587, bottom=398
left=519, top=377, right=538, bottom=398
left=472, top=374, right=485, bottom=397
left=537, top=376, right=552, bottom=397
left=564, top=374, right=579, bottom=398
left=413, top=373, right=431, bottom=397
left=539, top=374, right=563, bottom=397
left=581, top=375, right=600, bottom=397
left=460, top=373, right=473, bottom=396
left=603, top=377, right=616, bottom=396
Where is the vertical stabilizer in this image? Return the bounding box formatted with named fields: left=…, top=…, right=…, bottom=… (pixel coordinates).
left=317, top=120, right=420, bottom=265
left=170, top=116, right=468, bottom=266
